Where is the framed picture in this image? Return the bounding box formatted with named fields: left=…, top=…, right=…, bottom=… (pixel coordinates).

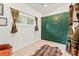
left=0, top=4, right=4, bottom=15
left=16, top=12, right=35, bottom=26
left=0, top=17, right=7, bottom=26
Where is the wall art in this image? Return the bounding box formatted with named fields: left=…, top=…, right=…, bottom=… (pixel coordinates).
left=0, top=4, right=4, bottom=15
left=0, top=17, right=7, bottom=26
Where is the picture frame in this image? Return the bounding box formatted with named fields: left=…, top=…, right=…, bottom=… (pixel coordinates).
left=16, top=12, right=35, bottom=27
left=0, top=17, right=7, bottom=26
left=0, top=3, right=4, bottom=15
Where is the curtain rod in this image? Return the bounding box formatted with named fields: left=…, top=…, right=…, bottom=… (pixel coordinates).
left=10, top=7, right=36, bottom=17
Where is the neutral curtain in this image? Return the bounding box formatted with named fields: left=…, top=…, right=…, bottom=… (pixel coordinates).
left=10, top=8, right=19, bottom=33
left=68, top=3, right=79, bottom=56
left=35, top=17, right=38, bottom=31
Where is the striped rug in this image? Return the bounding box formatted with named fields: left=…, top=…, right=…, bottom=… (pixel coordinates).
left=33, top=44, right=62, bottom=56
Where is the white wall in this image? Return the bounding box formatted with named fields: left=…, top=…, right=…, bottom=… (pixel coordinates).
left=0, top=3, right=42, bottom=52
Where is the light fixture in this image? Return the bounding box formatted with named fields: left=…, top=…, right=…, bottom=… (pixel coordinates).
left=40, top=3, right=47, bottom=7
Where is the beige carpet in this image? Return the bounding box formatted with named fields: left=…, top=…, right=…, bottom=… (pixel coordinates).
left=14, top=40, right=71, bottom=56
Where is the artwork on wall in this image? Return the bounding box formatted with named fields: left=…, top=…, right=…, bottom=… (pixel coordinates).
left=16, top=12, right=35, bottom=26
left=0, top=17, right=7, bottom=26
left=41, top=12, right=69, bottom=44
left=0, top=4, right=4, bottom=15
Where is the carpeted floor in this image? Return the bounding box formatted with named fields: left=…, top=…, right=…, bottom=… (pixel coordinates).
left=14, top=40, right=71, bottom=56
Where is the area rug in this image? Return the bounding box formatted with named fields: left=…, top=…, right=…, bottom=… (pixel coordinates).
left=33, top=44, right=62, bottom=56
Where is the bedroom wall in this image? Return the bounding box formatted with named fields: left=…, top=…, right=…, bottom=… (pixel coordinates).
left=0, top=3, right=42, bottom=52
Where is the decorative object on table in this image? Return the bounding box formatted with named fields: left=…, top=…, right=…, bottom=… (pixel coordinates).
left=0, top=44, right=12, bottom=56
left=0, top=17, right=7, bottom=26
left=66, top=3, right=74, bottom=53
left=35, top=17, right=38, bottom=31
left=33, top=44, right=62, bottom=56
left=0, top=3, right=4, bottom=15
left=10, top=7, right=19, bottom=33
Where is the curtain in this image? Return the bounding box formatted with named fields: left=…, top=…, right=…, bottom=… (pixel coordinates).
left=66, top=4, right=74, bottom=55
left=72, top=26, right=79, bottom=56
left=69, top=4, right=74, bottom=25
left=10, top=8, right=19, bottom=33
left=35, top=17, right=38, bottom=31
left=74, top=3, right=79, bottom=56
left=69, top=3, right=79, bottom=56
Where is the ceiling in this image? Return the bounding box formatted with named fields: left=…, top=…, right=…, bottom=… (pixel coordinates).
left=27, top=3, right=67, bottom=14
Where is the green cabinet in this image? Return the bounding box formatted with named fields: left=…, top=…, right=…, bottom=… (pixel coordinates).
left=41, top=12, right=69, bottom=44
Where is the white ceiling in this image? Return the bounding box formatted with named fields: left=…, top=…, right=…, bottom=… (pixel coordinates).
left=27, top=3, right=67, bottom=14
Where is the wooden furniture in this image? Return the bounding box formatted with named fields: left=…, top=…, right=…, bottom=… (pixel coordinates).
left=0, top=44, right=12, bottom=56
left=33, top=45, right=62, bottom=56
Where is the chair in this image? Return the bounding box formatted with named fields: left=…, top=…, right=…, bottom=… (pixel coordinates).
left=0, top=44, right=12, bottom=56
